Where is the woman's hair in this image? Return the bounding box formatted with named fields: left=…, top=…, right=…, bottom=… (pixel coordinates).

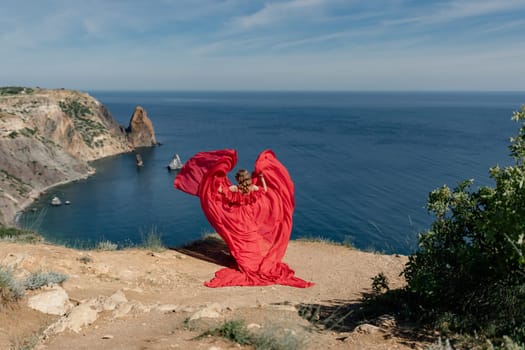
left=235, top=169, right=252, bottom=194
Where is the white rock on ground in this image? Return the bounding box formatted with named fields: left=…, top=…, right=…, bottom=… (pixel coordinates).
left=27, top=286, right=72, bottom=316
left=45, top=303, right=99, bottom=335
left=189, top=303, right=224, bottom=321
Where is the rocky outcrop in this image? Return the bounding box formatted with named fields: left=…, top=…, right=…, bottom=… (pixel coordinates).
left=0, top=87, right=157, bottom=226
left=126, top=106, right=157, bottom=148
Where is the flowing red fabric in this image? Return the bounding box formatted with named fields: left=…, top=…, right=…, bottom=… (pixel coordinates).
left=174, top=149, right=314, bottom=288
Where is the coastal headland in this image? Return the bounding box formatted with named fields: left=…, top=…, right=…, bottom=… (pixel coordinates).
left=0, top=87, right=157, bottom=226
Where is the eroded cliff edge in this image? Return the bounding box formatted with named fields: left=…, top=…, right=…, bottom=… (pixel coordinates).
left=0, top=87, right=156, bottom=226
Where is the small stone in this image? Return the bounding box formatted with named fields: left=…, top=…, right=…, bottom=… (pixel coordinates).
left=354, top=323, right=383, bottom=335
left=102, top=335, right=114, bottom=339
left=189, top=303, right=224, bottom=321
left=156, top=304, right=180, bottom=313
left=109, top=290, right=128, bottom=304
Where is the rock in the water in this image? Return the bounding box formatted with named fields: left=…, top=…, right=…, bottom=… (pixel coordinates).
left=126, top=106, right=157, bottom=148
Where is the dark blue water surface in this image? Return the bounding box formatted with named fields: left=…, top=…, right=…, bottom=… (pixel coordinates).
left=20, top=91, right=525, bottom=254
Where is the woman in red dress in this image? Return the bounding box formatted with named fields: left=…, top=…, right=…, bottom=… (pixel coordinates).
left=174, top=149, right=313, bottom=288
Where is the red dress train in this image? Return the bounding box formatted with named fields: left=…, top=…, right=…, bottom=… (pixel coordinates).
left=174, top=149, right=314, bottom=288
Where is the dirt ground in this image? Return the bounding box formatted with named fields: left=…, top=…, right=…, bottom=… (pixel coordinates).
left=0, top=238, right=433, bottom=350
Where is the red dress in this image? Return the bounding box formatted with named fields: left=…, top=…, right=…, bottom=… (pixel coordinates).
left=174, top=149, right=314, bottom=288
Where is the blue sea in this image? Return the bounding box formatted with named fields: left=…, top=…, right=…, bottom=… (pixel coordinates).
left=19, top=91, right=525, bottom=254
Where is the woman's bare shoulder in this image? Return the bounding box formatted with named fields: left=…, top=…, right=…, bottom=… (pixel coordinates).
left=229, top=185, right=239, bottom=192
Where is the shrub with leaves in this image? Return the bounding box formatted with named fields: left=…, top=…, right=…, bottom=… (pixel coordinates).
left=199, top=320, right=252, bottom=345
left=59, top=98, right=106, bottom=148
left=0, top=226, right=42, bottom=243
left=371, top=272, right=390, bottom=294
left=0, top=86, right=33, bottom=95
left=403, top=105, right=525, bottom=341
left=25, top=271, right=68, bottom=290
left=96, top=240, right=118, bottom=251
left=0, top=266, right=24, bottom=307
left=197, top=319, right=304, bottom=350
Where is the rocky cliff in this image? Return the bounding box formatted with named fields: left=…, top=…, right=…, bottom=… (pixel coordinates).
left=0, top=87, right=156, bottom=226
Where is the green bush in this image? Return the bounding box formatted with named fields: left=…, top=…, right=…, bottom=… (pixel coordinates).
left=20, top=127, right=37, bottom=137
left=199, top=320, right=252, bottom=345
left=0, top=226, right=42, bottom=243
left=59, top=98, right=106, bottom=148
left=0, top=226, right=25, bottom=239
left=0, top=86, right=33, bottom=95
left=403, top=105, right=525, bottom=341
left=59, top=99, right=91, bottom=119
left=197, top=319, right=304, bottom=350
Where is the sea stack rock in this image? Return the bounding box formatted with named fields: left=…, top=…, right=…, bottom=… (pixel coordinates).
left=126, top=106, right=157, bottom=148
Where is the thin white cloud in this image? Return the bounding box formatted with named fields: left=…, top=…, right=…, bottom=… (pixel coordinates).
left=231, top=0, right=329, bottom=30
left=442, top=0, right=525, bottom=20
left=386, top=0, right=525, bottom=26
left=477, top=19, right=525, bottom=34
left=190, top=37, right=273, bottom=56
left=271, top=29, right=374, bottom=50
left=0, top=0, right=244, bottom=48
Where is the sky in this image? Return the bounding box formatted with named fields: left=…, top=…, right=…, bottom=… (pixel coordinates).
left=1, top=0, right=525, bottom=91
